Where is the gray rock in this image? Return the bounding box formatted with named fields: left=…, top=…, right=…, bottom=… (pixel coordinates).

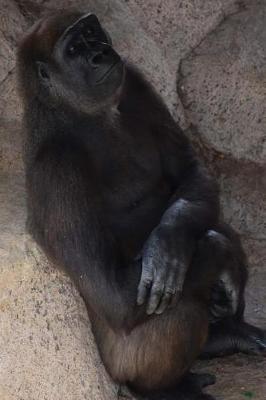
left=0, top=172, right=118, bottom=400
left=178, top=0, right=266, bottom=164
left=219, top=159, right=266, bottom=266
left=177, top=0, right=266, bottom=307
left=126, top=0, right=240, bottom=66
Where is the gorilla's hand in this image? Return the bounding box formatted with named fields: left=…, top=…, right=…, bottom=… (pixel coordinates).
left=137, top=225, right=188, bottom=315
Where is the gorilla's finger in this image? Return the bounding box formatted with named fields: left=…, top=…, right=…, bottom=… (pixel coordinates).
left=170, top=289, right=182, bottom=308
left=155, top=291, right=172, bottom=315
left=176, top=262, right=187, bottom=292
left=137, top=274, right=152, bottom=305
left=154, top=271, right=177, bottom=314
left=146, top=283, right=164, bottom=315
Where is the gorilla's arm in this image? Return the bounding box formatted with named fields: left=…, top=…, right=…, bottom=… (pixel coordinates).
left=29, top=139, right=144, bottom=332
left=138, top=163, right=220, bottom=315
left=129, top=67, right=220, bottom=314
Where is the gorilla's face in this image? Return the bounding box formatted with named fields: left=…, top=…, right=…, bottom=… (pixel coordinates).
left=37, top=13, right=125, bottom=111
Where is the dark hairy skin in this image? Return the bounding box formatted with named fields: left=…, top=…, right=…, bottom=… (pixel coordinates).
left=17, top=11, right=266, bottom=400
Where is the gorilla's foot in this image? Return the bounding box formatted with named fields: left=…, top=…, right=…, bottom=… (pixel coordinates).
left=201, top=318, right=266, bottom=358
left=233, top=321, right=266, bottom=355
left=179, top=372, right=216, bottom=399
left=135, top=372, right=216, bottom=400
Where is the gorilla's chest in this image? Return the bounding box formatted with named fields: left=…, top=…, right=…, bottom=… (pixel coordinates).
left=86, top=122, right=164, bottom=209
left=85, top=121, right=171, bottom=255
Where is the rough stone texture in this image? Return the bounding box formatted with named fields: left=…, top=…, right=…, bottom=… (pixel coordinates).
left=177, top=0, right=266, bottom=325
left=0, top=0, right=265, bottom=400
left=0, top=171, right=118, bottom=400
left=126, top=0, right=239, bottom=66
left=178, top=0, right=266, bottom=164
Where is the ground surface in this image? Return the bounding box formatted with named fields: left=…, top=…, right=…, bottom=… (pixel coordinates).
left=0, top=0, right=265, bottom=399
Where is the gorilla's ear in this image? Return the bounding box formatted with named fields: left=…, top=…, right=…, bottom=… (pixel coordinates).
left=36, top=61, right=50, bottom=82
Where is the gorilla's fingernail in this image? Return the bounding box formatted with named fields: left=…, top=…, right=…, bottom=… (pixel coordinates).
left=147, top=305, right=156, bottom=315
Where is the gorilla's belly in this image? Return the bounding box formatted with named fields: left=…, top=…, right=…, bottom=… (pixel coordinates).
left=106, top=180, right=172, bottom=259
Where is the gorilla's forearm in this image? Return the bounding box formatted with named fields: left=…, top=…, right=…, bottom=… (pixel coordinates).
left=161, top=164, right=220, bottom=239
left=137, top=163, right=220, bottom=314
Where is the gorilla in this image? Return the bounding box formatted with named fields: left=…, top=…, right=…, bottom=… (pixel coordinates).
left=17, top=11, right=266, bottom=400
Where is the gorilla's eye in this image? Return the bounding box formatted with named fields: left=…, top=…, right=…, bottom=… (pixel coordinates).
left=68, top=39, right=85, bottom=56
left=69, top=45, right=76, bottom=55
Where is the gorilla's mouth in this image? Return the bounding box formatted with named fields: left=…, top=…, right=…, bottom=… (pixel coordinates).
left=95, top=60, right=122, bottom=84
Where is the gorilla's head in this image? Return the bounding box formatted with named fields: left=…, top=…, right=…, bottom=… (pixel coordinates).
left=18, top=12, right=125, bottom=112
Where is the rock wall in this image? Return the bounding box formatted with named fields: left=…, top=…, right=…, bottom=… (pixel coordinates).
left=0, top=1, right=265, bottom=399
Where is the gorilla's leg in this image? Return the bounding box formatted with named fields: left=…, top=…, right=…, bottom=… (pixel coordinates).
left=90, top=230, right=239, bottom=400
left=201, top=223, right=266, bottom=358
left=91, top=300, right=212, bottom=400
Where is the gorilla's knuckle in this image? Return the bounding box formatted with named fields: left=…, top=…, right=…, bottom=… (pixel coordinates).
left=165, top=287, right=176, bottom=295
left=142, top=277, right=152, bottom=287
left=205, top=230, right=228, bottom=247
left=152, top=286, right=163, bottom=295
